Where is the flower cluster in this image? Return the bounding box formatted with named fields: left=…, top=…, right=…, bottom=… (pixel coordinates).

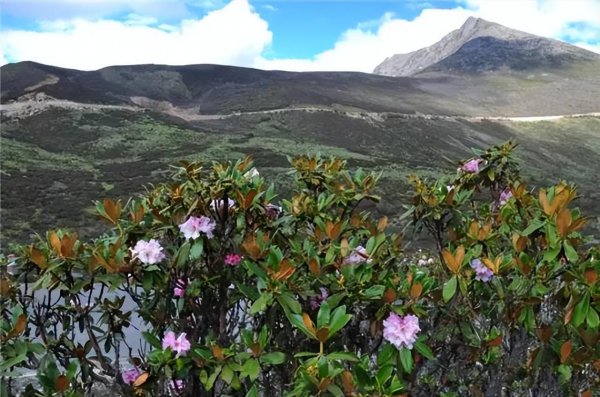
left=224, top=253, right=242, bottom=266
left=130, top=239, right=166, bottom=265
left=173, top=279, right=187, bottom=297
left=179, top=216, right=216, bottom=240
left=461, top=159, right=482, bottom=173
left=343, top=245, right=371, bottom=265
left=122, top=368, right=141, bottom=385
left=417, top=256, right=435, bottom=266
left=471, top=259, right=494, bottom=282
left=162, top=331, right=191, bottom=357
left=383, top=313, right=421, bottom=350
left=309, top=287, right=329, bottom=310
left=498, top=188, right=513, bottom=206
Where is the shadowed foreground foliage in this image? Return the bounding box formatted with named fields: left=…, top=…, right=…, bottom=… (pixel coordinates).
left=1, top=141, right=598, bottom=397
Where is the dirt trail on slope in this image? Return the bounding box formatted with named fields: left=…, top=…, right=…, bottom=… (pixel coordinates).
left=2, top=94, right=599, bottom=122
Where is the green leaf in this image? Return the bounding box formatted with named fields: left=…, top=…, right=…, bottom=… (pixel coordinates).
left=326, top=384, right=344, bottom=397
left=326, top=352, right=358, bottom=362
left=543, top=245, right=561, bottom=262
left=522, top=219, right=545, bottom=236
left=189, top=240, right=204, bottom=260
left=586, top=308, right=599, bottom=329
left=563, top=240, right=578, bottom=263
left=245, top=384, right=258, bottom=397
left=175, top=242, right=191, bottom=268
left=260, top=352, right=286, bottom=365
left=317, top=301, right=331, bottom=329
left=278, top=292, right=301, bottom=314
left=354, top=365, right=371, bottom=387
left=572, top=293, right=590, bottom=327
left=376, top=365, right=393, bottom=386
left=414, top=340, right=434, bottom=360
left=0, top=354, right=27, bottom=371
left=363, top=285, right=385, bottom=299
left=249, top=293, right=272, bottom=314
left=142, top=332, right=162, bottom=349
left=377, top=343, right=396, bottom=366
left=443, top=276, right=457, bottom=303
left=241, top=359, right=260, bottom=381
left=328, top=306, right=351, bottom=338
left=221, top=365, right=234, bottom=385
left=398, top=347, right=413, bottom=373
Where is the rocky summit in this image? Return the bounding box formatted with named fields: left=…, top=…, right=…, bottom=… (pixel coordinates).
left=374, top=17, right=600, bottom=76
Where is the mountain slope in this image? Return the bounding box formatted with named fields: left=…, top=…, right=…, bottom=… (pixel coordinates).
left=374, top=17, right=599, bottom=76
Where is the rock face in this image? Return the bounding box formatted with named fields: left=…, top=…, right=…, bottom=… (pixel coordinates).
left=373, top=17, right=599, bottom=76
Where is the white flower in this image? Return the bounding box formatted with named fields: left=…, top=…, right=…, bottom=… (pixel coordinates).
left=130, top=239, right=166, bottom=265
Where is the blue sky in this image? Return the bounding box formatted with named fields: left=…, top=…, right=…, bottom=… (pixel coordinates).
left=1, top=0, right=599, bottom=71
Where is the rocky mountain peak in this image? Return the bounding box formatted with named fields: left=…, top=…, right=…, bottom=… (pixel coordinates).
left=373, top=17, right=597, bottom=76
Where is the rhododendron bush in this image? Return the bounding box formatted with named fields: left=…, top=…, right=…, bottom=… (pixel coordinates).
left=1, top=141, right=599, bottom=396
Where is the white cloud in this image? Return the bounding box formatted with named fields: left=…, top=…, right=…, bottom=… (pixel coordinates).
left=1, top=0, right=271, bottom=70
left=1, top=0, right=599, bottom=72
left=257, top=0, right=600, bottom=72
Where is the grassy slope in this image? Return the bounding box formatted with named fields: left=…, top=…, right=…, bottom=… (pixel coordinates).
left=2, top=107, right=598, bottom=245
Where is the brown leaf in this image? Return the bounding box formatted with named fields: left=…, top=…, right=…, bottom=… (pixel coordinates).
left=132, top=372, right=149, bottom=387
left=556, top=209, right=572, bottom=238
left=539, top=189, right=552, bottom=216
left=250, top=342, right=261, bottom=357
left=560, top=340, right=572, bottom=364
left=302, top=313, right=316, bottom=336
left=55, top=375, right=69, bottom=392
left=512, top=234, right=528, bottom=253
left=49, top=231, right=62, bottom=257
left=377, top=216, right=388, bottom=232
left=29, top=247, right=47, bottom=269
left=211, top=345, right=224, bottom=361
left=535, top=326, right=552, bottom=343
left=272, top=259, right=295, bottom=281
left=103, top=198, right=122, bottom=224
left=242, top=235, right=261, bottom=260
left=316, top=327, right=329, bottom=343
left=581, top=391, right=592, bottom=397
left=383, top=288, right=397, bottom=303
left=12, top=314, right=27, bottom=337
left=583, top=268, right=597, bottom=285
left=243, top=190, right=258, bottom=210
left=486, top=335, right=502, bottom=347
left=341, top=370, right=354, bottom=394
left=410, top=282, right=423, bottom=299
left=0, top=277, right=12, bottom=297
left=308, top=259, right=321, bottom=275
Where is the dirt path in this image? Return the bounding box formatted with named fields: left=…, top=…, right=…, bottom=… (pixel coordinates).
left=2, top=95, right=598, bottom=122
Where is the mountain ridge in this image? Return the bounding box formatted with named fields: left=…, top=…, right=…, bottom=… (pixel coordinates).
left=374, top=17, right=599, bottom=76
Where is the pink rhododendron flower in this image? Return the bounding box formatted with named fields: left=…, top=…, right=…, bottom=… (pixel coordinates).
left=383, top=313, right=420, bottom=350
left=462, top=159, right=481, bottom=173
left=179, top=216, right=216, bottom=240
left=173, top=279, right=186, bottom=297
left=130, top=239, right=166, bottom=265
left=162, top=331, right=191, bottom=357
left=122, top=368, right=141, bottom=385
left=471, top=259, right=494, bottom=282
left=343, top=245, right=371, bottom=265
left=499, top=188, right=513, bottom=206
left=224, top=253, right=242, bottom=266
left=310, top=287, right=329, bottom=309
